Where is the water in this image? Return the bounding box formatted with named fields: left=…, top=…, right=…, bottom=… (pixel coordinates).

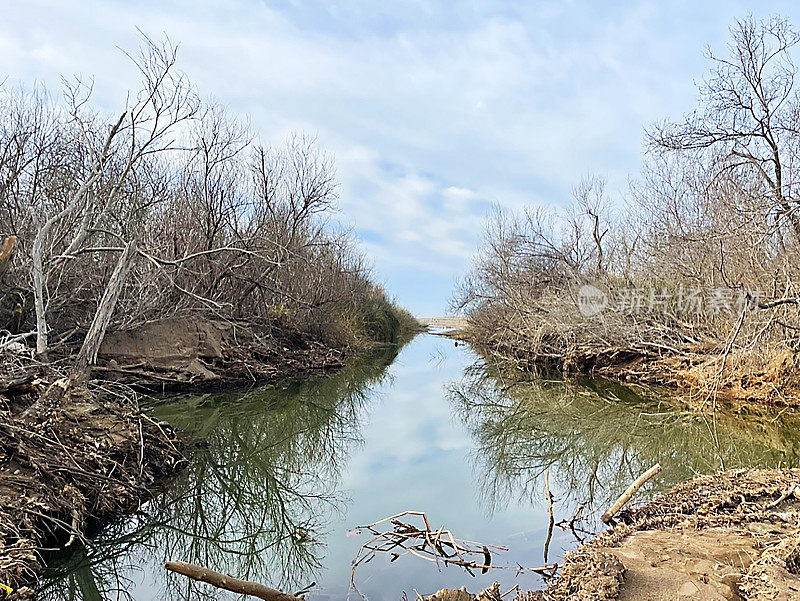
left=39, top=334, right=800, bottom=600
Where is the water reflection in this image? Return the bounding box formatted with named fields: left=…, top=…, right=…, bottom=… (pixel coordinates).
left=451, top=360, right=800, bottom=513
left=37, top=339, right=800, bottom=601
left=39, top=344, right=401, bottom=601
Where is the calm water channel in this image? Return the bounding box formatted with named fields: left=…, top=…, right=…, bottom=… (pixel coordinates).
left=39, top=334, right=800, bottom=600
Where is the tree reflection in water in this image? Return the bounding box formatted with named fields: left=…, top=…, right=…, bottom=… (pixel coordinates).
left=450, top=360, right=800, bottom=514
left=38, top=345, right=401, bottom=601
left=39, top=347, right=800, bottom=600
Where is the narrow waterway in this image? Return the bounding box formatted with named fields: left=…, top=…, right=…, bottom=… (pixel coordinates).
left=39, top=334, right=800, bottom=600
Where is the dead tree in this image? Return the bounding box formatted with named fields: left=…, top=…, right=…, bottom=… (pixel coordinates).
left=572, top=175, right=608, bottom=277
left=648, top=16, right=800, bottom=238
left=30, top=112, right=125, bottom=358
left=26, top=35, right=198, bottom=359
left=71, top=241, right=137, bottom=380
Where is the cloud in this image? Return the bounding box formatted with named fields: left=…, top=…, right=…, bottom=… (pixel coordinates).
left=1, top=0, right=795, bottom=314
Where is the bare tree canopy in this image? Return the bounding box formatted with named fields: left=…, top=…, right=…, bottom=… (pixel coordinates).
left=648, top=16, right=800, bottom=237
left=458, top=16, right=800, bottom=402
left=0, top=35, right=413, bottom=371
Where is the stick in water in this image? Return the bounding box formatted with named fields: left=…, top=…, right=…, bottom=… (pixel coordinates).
left=602, top=463, right=662, bottom=524
left=543, top=469, right=554, bottom=563
left=165, top=561, right=302, bottom=601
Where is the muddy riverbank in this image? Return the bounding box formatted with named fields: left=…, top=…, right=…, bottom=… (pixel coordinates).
left=456, top=323, right=800, bottom=409
left=94, top=316, right=351, bottom=390
left=428, top=469, right=800, bottom=601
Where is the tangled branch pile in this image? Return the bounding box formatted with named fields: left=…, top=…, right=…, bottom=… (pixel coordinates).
left=349, top=511, right=507, bottom=597
left=457, top=17, right=800, bottom=403
left=0, top=371, right=185, bottom=593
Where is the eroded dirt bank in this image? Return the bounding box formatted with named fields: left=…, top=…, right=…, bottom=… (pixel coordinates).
left=595, top=351, right=800, bottom=409
left=458, top=327, right=800, bottom=409
left=96, top=316, right=348, bottom=389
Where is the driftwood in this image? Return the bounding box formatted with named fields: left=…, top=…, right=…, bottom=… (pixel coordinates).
left=349, top=511, right=508, bottom=599
left=602, top=463, right=661, bottom=524
left=165, top=561, right=301, bottom=601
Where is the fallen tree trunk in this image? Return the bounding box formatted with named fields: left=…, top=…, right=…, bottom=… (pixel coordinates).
left=72, top=240, right=137, bottom=380
left=602, top=463, right=661, bottom=524
left=165, top=561, right=302, bottom=601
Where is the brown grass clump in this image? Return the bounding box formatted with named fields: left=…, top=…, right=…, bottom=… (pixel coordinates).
left=740, top=529, right=800, bottom=601
left=532, top=550, right=625, bottom=601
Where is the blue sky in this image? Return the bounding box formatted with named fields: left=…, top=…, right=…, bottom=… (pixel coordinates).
left=3, top=0, right=800, bottom=316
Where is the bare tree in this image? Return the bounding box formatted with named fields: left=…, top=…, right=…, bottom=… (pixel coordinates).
left=648, top=16, right=800, bottom=238
left=459, top=16, right=800, bottom=396
left=25, top=35, right=199, bottom=360
left=0, top=35, right=407, bottom=377
left=572, top=175, right=609, bottom=277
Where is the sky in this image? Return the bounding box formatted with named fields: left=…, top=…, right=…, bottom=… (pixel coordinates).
left=3, top=0, right=800, bottom=316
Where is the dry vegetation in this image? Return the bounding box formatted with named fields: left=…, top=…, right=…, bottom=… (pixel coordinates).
left=457, top=16, right=800, bottom=405
left=0, top=36, right=415, bottom=594
left=0, top=35, right=414, bottom=377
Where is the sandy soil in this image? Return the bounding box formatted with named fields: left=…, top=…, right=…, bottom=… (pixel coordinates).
left=425, top=470, right=800, bottom=601
left=537, top=469, right=800, bottom=601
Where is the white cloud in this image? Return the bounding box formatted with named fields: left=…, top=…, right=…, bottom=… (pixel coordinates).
left=1, top=0, right=795, bottom=314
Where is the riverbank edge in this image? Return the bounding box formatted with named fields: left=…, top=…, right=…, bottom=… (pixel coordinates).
left=529, top=468, right=800, bottom=601
left=450, top=324, right=800, bottom=409
left=423, top=469, right=800, bottom=601
left=0, top=319, right=418, bottom=598
left=430, top=327, right=800, bottom=600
